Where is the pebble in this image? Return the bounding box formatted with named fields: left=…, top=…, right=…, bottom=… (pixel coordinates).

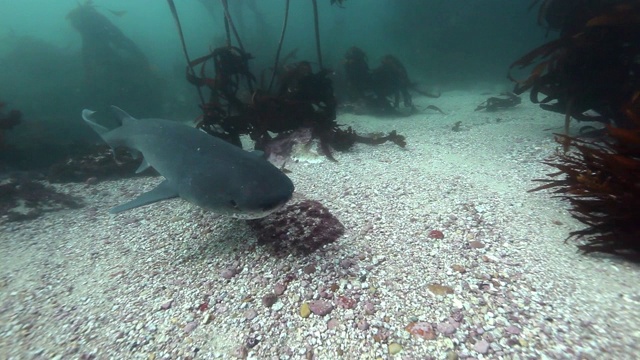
left=244, top=309, right=258, bottom=320
left=202, top=313, right=212, bottom=324
left=356, top=320, right=369, bottom=330
left=262, top=294, right=278, bottom=308
left=519, top=338, right=529, bottom=347
left=406, top=322, right=437, bottom=340
left=231, top=346, right=248, bottom=358
left=220, top=268, right=238, bottom=279
left=437, top=322, right=457, bottom=335
left=474, top=339, right=490, bottom=354
left=160, top=300, right=173, bottom=310
left=364, top=302, right=376, bottom=315
left=272, top=301, right=284, bottom=311
left=336, top=295, right=357, bottom=309
left=303, top=264, right=316, bottom=274
left=184, top=321, right=197, bottom=334
left=427, top=284, right=454, bottom=296
left=388, top=343, right=402, bottom=355
left=327, top=318, right=339, bottom=330
left=308, top=300, right=334, bottom=316
left=469, top=241, right=485, bottom=249
left=300, top=303, right=311, bottom=318
left=506, top=325, right=521, bottom=335
left=340, top=258, right=355, bottom=269
left=245, top=337, right=260, bottom=348
left=274, top=283, right=287, bottom=296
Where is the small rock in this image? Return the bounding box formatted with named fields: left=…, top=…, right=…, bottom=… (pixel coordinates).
left=220, top=268, right=238, bottom=279
left=245, top=336, right=260, bottom=349
left=388, top=342, right=402, bottom=355
left=406, top=322, right=437, bottom=340
left=474, top=339, right=490, bottom=354
left=262, top=294, right=278, bottom=308
left=160, top=300, right=173, bottom=310
left=446, top=351, right=459, bottom=360
left=303, top=264, right=316, bottom=274
left=319, top=289, right=333, bottom=299
left=428, top=230, right=444, bottom=239
left=437, top=322, right=457, bottom=335
left=356, top=320, right=369, bottom=330
left=184, top=321, right=198, bottom=334
left=274, top=282, right=287, bottom=296
left=327, top=318, right=339, bottom=330
left=308, top=300, right=334, bottom=316
left=505, top=325, right=521, bottom=335
left=202, top=312, right=212, bottom=324
left=336, top=295, right=356, bottom=309
left=340, top=259, right=355, bottom=269
left=363, top=302, right=376, bottom=315
left=428, top=284, right=454, bottom=296
left=300, top=303, right=311, bottom=318
left=451, top=264, right=466, bottom=273
left=230, top=345, right=248, bottom=358
left=244, top=309, right=258, bottom=320
left=469, top=241, right=485, bottom=249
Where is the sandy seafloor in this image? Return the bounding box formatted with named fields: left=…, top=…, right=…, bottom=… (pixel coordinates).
left=1, top=90, right=639, bottom=360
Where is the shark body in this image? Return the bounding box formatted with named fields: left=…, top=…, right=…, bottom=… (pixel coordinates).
left=82, top=106, right=294, bottom=218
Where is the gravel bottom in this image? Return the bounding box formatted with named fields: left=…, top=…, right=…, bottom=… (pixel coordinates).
left=1, top=91, right=639, bottom=360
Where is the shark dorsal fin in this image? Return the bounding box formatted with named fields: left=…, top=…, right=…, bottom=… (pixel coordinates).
left=110, top=105, right=137, bottom=126
left=81, top=109, right=109, bottom=135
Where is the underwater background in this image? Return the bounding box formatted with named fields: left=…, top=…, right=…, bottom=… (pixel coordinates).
left=1, top=0, right=545, bottom=169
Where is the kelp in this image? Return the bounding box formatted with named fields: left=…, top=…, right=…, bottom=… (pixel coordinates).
left=510, top=1, right=640, bottom=150
left=518, top=1, right=640, bottom=259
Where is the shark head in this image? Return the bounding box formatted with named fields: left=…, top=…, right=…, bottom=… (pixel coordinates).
left=181, top=153, right=295, bottom=219
left=230, top=175, right=294, bottom=219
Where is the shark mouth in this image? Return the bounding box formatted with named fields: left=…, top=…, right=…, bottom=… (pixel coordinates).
left=231, top=198, right=291, bottom=220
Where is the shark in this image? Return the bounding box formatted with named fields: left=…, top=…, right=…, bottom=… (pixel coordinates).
left=82, top=106, right=294, bottom=219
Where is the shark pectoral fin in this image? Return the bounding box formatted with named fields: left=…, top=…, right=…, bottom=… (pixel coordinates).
left=135, top=158, right=151, bottom=173
left=109, top=180, right=179, bottom=214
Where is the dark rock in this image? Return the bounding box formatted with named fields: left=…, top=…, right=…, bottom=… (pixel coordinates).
left=247, top=199, right=345, bottom=255
left=220, top=267, right=239, bottom=279
left=274, top=282, right=287, bottom=296
left=262, top=294, right=278, bottom=308
left=303, top=264, right=317, bottom=274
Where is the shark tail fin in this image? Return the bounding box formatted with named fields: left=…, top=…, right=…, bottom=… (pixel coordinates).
left=110, top=105, right=137, bottom=126
left=82, top=109, right=109, bottom=135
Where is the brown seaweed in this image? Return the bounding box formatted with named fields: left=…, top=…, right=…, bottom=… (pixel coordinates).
left=519, top=1, right=640, bottom=259
left=510, top=1, right=640, bottom=150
